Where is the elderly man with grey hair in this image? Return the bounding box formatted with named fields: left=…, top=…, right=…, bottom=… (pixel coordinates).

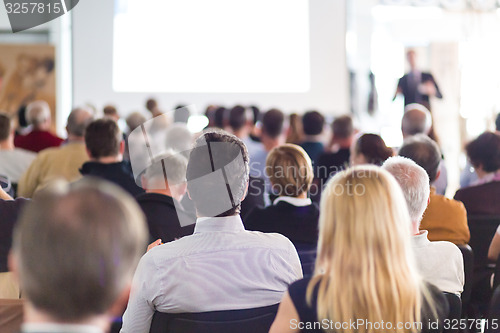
left=18, top=108, right=93, bottom=197
left=9, top=179, right=148, bottom=333
left=14, top=100, right=63, bottom=153
left=382, top=156, right=464, bottom=295
left=136, top=151, right=195, bottom=243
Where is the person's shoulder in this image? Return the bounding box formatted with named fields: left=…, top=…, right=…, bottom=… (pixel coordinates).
left=430, top=192, right=466, bottom=211
left=244, top=229, right=296, bottom=250
left=428, top=239, right=462, bottom=257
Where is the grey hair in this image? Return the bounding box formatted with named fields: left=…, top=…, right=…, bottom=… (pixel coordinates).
left=145, top=151, right=188, bottom=187
left=382, top=156, right=430, bottom=225
left=26, top=100, right=51, bottom=127
left=165, top=123, right=193, bottom=153
left=66, top=107, right=94, bottom=137
left=402, top=103, right=432, bottom=137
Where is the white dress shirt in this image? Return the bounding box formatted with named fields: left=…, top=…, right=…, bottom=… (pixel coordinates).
left=121, top=215, right=302, bottom=333
left=22, top=323, right=103, bottom=333
left=412, top=230, right=465, bottom=295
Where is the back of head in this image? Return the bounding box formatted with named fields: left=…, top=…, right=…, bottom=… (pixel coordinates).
left=103, top=105, right=119, bottom=118
left=266, top=144, right=313, bottom=197
left=402, top=104, right=432, bottom=137
left=262, top=108, right=285, bottom=139
left=0, top=112, right=12, bottom=141
left=496, top=113, right=500, bottom=132
left=186, top=129, right=249, bottom=217
left=125, top=112, right=146, bottom=132
left=302, top=111, right=325, bottom=136
left=332, top=115, right=353, bottom=139
left=466, top=131, right=500, bottom=173
left=145, top=98, right=157, bottom=112
left=12, top=179, right=147, bottom=321
left=26, top=100, right=51, bottom=128
left=314, top=166, right=425, bottom=330
left=228, top=105, right=249, bottom=132
left=67, top=108, right=93, bottom=137
left=165, top=123, right=193, bottom=153
left=85, top=118, right=122, bottom=159
left=354, top=133, right=393, bottom=166
left=214, top=107, right=227, bottom=129
left=382, top=156, right=430, bottom=223
left=173, top=106, right=190, bottom=124
left=398, top=134, right=441, bottom=183
left=145, top=151, right=188, bottom=189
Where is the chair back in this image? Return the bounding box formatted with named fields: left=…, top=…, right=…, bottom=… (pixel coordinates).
left=467, top=215, right=500, bottom=268
left=0, top=298, right=23, bottom=333
left=486, top=285, right=500, bottom=333
left=443, top=292, right=461, bottom=333
left=456, top=244, right=474, bottom=315
left=294, top=242, right=317, bottom=278
left=149, top=303, right=279, bottom=333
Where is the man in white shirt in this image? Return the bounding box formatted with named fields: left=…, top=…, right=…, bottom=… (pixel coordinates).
left=121, top=130, right=302, bottom=333
left=0, top=112, right=36, bottom=184
left=9, top=179, right=148, bottom=333
left=383, top=156, right=464, bottom=295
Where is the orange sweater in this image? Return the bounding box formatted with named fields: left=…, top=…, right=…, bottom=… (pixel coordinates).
left=420, top=187, right=470, bottom=245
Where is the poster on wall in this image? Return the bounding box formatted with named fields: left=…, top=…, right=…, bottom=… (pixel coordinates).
left=0, top=44, right=56, bottom=127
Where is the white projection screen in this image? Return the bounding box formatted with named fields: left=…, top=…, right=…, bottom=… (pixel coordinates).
left=73, top=0, right=348, bottom=114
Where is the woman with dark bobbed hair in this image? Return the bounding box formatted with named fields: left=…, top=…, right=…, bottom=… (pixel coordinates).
left=350, top=133, right=393, bottom=166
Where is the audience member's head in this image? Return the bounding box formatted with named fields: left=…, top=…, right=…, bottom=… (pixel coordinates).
left=266, top=144, right=313, bottom=198
left=286, top=113, right=304, bottom=145
left=330, top=115, right=354, bottom=149
left=495, top=113, right=500, bottom=133
left=103, top=105, right=120, bottom=122
left=228, top=105, right=253, bottom=135
left=85, top=118, right=123, bottom=160
left=0, top=112, right=13, bottom=143
left=214, top=106, right=227, bottom=129
left=465, top=131, right=500, bottom=177
left=145, top=98, right=158, bottom=113
left=10, top=179, right=147, bottom=326
left=66, top=107, right=93, bottom=138
left=143, top=152, right=188, bottom=200
left=316, top=166, right=427, bottom=327
left=125, top=112, right=146, bottom=133
left=174, top=105, right=190, bottom=124
left=262, top=109, right=285, bottom=139
left=382, top=157, right=430, bottom=228
left=249, top=105, right=260, bottom=125
left=398, top=134, right=441, bottom=184
left=350, top=133, right=392, bottom=166
left=402, top=104, right=432, bottom=138
left=165, top=123, right=193, bottom=154
left=302, top=111, right=324, bottom=137
left=26, top=100, right=51, bottom=130
left=186, top=129, right=249, bottom=217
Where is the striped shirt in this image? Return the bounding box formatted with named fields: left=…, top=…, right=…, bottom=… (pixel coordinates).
left=121, top=215, right=302, bottom=333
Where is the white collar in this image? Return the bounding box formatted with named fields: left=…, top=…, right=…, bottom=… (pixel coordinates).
left=22, top=323, right=104, bottom=333
left=194, top=215, right=245, bottom=233
left=273, top=196, right=312, bottom=207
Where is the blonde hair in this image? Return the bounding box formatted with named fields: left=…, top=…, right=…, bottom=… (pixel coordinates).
left=308, top=166, right=436, bottom=333
left=265, top=144, right=313, bottom=197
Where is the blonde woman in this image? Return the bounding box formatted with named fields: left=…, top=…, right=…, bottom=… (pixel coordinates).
left=245, top=144, right=319, bottom=246
left=270, top=166, right=448, bottom=333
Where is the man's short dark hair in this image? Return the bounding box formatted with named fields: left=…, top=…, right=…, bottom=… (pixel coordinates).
left=103, top=105, right=118, bottom=117
left=0, top=112, right=12, bottom=141
left=12, top=179, right=147, bottom=321
left=398, top=134, right=441, bottom=183
left=85, top=118, right=122, bottom=159
left=302, top=111, right=324, bottom=136
left=186, top=129, right=249, bottom=217
left=495, top=113, right=500, bottom=132
left=214, top=107, right=227, bottom=129
left=466, top=131, right=500, bottom=173
left=228, top=105, right=247, bottom=131
left=262, top=109, right=285, bottom=139
left=332, top=115, right=353, bottom=139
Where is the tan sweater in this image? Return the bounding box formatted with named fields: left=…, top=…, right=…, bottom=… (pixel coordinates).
left=17, top=142, right=89, bottom=198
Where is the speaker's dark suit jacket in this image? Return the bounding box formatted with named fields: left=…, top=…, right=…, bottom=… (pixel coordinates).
left=397, top=71, right=442, bottom=109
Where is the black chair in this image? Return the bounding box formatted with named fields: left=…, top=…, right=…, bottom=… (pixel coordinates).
left=466, top=215, right=500, bottom=319
left=294, top=242, right=317, bottom=278
left=457, top=244, right=474, bottom=317
left=149, top=303, right=279, bottom=333
left=443, top=292, right=462, bottom=333
left=485, top=284, right=500, bottom=333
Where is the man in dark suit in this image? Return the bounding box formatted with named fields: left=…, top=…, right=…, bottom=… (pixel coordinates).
left=9, top=179, right=147, bottom=333
left=394, top=49, right=442, bottom=110
left=137, top=152, right=195, bottom=243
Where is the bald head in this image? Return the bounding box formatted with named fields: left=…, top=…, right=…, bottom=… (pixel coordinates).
left=402, top=104, right=432, bottom=138
left=382, top=156, right=430, bottom=226
left=66, top=108, right=93, bottom=137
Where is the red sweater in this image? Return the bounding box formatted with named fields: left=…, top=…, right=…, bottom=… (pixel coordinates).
left=14, top=130, right=64, bottom=153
